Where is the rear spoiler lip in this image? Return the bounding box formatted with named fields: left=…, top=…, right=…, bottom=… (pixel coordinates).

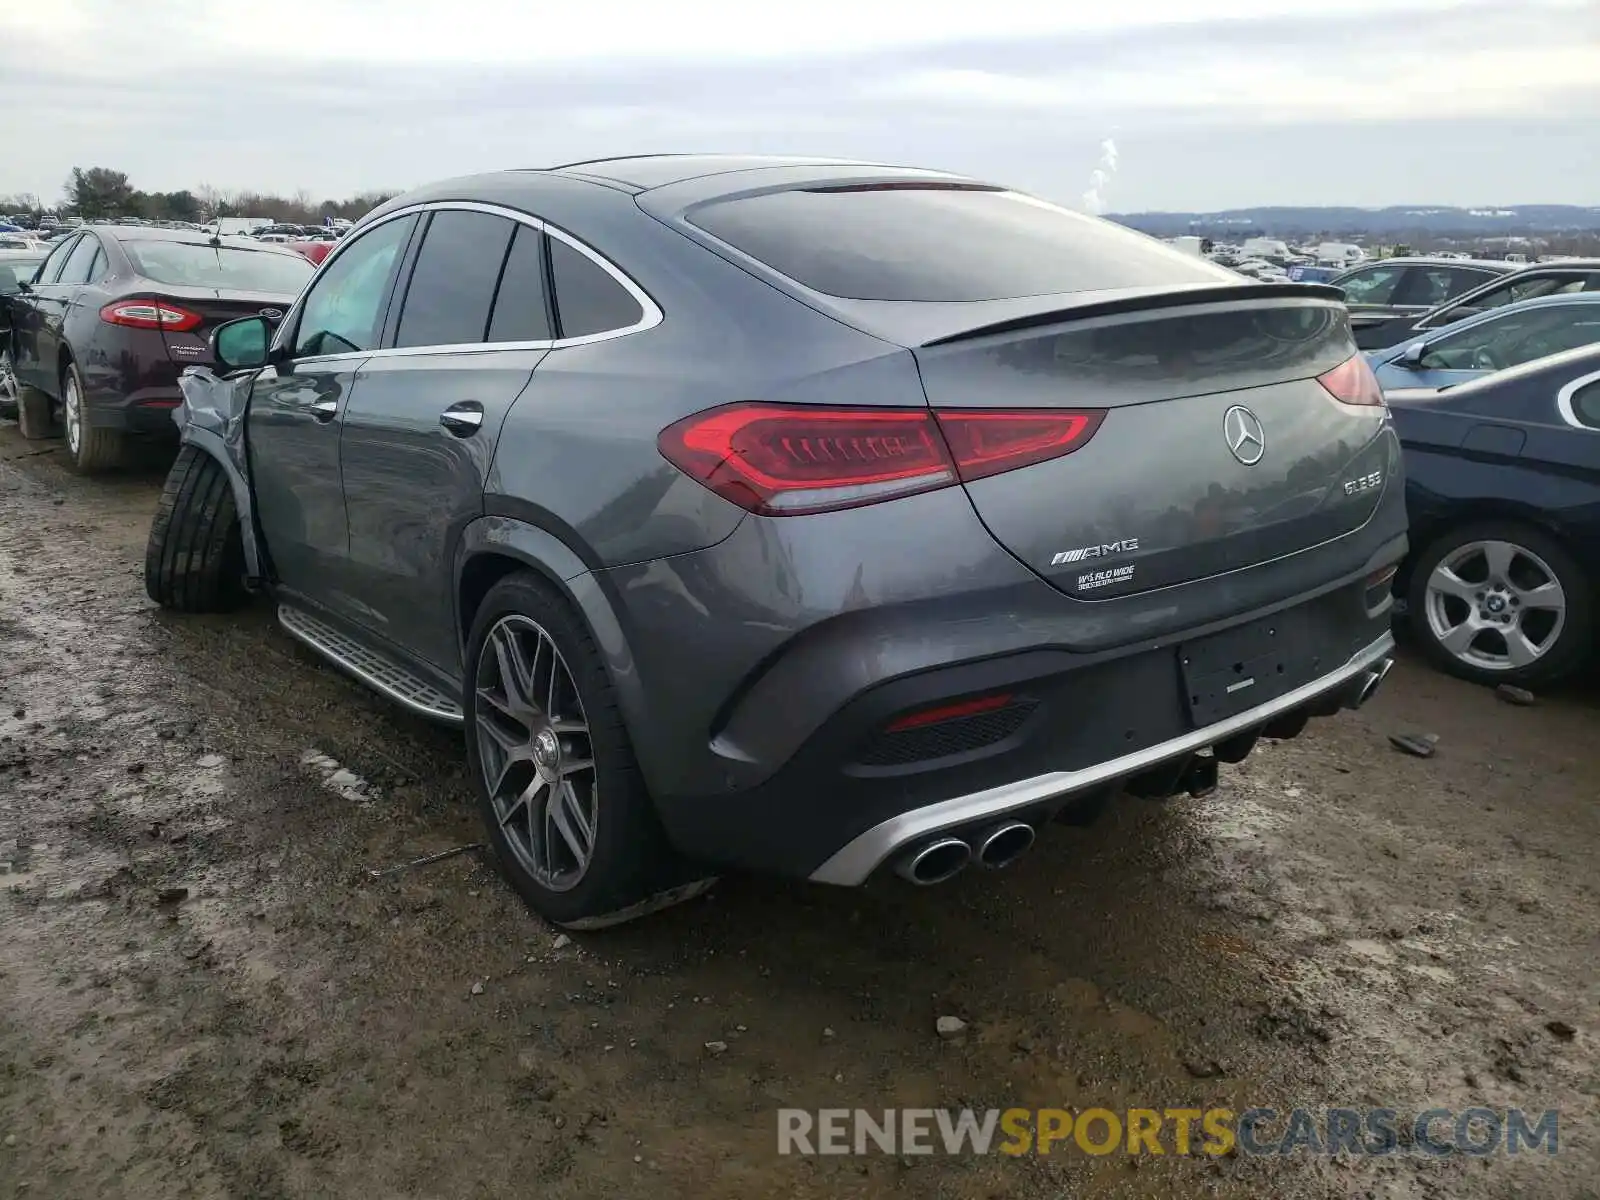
left=918, top=282, right=1347, bottom=348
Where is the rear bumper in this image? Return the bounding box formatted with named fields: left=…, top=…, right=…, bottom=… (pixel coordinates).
left=810, top=631, right=1392, bottom=885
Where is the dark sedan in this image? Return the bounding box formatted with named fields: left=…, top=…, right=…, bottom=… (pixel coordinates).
left=1390, top=343, right=1600, bottom=686
left=0, top=247, right=48, bottom=418
left=6, top=226, right=313, bottom=472
left=1352, top=258, right=1600, bottom=352
left=1332, top=257, right=1512, bottom=349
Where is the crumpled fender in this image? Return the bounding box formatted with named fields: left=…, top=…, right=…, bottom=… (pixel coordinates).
left=174, top=365, right=266, bottom=582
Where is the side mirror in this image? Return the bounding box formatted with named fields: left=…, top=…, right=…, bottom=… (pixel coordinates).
left=1400, top=341, right=1427, bottom=369
left=211, top=314, right=273, bottom=372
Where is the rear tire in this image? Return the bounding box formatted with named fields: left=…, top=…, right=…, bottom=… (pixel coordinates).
left=61, top=359, right=124, bottom=474
left=464, top=571, right=686, bottom=928
left=144, top=444, right=247, bottom=612
left=16, top=384, right=56, bottom=440
left=0, top=346, right=19, bottom=419
left=1407, top=519, right=1592, bottom=687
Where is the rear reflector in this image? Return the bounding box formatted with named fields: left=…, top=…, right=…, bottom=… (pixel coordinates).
left=100, top=301, right=203, bottom=333
left=658, top=403, right=1103, bottom=515
left=1317, top=354, right=1385, bottom=408
left=885, top=692, right=1015, bottom=733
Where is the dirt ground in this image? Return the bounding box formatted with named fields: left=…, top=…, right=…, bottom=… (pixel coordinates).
left=1, top=422, right=1596, bottom=1200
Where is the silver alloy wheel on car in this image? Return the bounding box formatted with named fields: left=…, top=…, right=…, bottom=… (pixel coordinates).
left=1424, top=539, right=1567, bottom=672
left=474, top=614, right=598, bottom=892
left=0, top=348, right=17, bottom=411
left=63, top=370, right=82, bottom=455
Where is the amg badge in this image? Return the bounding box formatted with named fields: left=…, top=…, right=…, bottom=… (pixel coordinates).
left=1051, top=538, right=1140, bottom=567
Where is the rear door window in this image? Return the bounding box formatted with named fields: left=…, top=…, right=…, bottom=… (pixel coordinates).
left=548, top=236, right=643, bottom=337
left=35, top=235, right=79, bottom=284
left=1568, top=378, right=1600, bottom=429
left=486, top=225, right=552, bottom=342
left=1398, top=266, right=1494, bottom=310
left=59, top=236, right=101, bottom=285
left=686, top=185, right=1228, bottom=302
left=394, top=210, right=517, bottom=348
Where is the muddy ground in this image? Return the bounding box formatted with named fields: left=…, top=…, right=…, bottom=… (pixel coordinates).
left=0, top=422, right=1596, bottom=1200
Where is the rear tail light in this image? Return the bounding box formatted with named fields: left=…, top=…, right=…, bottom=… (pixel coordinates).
left=1317, top=354, right=1385, bottom=408
left=657, top=403, right=1103, bottom=516
left=99, top=301, right=203, bottom=333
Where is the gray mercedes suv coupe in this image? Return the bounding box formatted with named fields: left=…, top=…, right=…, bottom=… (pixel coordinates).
left=145, top=155, right=1406, bottom=927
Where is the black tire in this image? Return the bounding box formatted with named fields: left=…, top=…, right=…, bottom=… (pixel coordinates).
left=1407, top=519, right=1593, bottom=687
left=464, top=571, right=683, bottom=928
left=16, top=384, right=57, bottom=440
left=61, top=358, right=124, bottom=474
left=144, top=444, right=248, bottom=612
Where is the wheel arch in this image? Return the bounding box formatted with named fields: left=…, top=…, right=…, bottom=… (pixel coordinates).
left=176, top=427, right=265, bottom=581
left=1397, top=498, right=1582, bottom=599
left=454, top=517, right=654, bottom=778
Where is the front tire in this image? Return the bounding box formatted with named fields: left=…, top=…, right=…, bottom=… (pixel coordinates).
left=61, top=359, right=124, bottom=474
left=0, top=346, right=19, bottom=419
left=1407, top=519, right=1593, bottom=687
left=144, top=444, right=247, bottom=612
left=464, top=572, right=681, bottom=928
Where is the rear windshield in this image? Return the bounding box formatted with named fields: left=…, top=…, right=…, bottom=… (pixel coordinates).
left=123, top=241, right=315, bottom=293
left=686, top=185, right=1231, bottom=302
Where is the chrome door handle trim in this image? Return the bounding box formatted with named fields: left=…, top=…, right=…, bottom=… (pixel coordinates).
left=439, top=403, right=484, bottom=435
left=310, top=398, right=339, bottom=420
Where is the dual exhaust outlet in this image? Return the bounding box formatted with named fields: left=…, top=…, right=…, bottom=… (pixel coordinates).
left=894, top=821, right=1036, bottom=886
left=890, top=655, right=1395, bottom=889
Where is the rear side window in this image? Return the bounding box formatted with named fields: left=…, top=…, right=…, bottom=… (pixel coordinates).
left=685, top=185, right=1230, bottom=302
left=549, top=236, right=643, bottom=337
left=487, top=225, right=552, bottom=342
left=395, top=210, right=517, bottom=348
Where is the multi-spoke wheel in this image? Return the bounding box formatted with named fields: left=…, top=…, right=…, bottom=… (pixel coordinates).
left=1408, top=521, right=1592, bottom=687
left=475, top=615, right=598, bottom=892
left=0, top=346, right=18, bottom=418
left=463, top=572, right=683, bottom=927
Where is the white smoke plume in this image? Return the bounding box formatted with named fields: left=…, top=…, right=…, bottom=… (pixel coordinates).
left=1081, top=137, right=1120, bottom=215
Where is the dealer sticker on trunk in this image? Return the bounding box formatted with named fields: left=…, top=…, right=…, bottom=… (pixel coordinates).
left=1076, top=564, right=1136, bottom=591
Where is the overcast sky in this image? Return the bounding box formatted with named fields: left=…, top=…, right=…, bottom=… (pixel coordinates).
left=2, top=0, right=1596, bottom=212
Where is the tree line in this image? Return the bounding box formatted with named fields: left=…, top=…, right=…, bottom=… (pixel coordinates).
left=1, top=167, right=399, bottom=225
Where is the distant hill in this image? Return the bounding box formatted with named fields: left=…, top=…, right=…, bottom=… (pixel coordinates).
left=1108, top=205, right=1600, bottom=240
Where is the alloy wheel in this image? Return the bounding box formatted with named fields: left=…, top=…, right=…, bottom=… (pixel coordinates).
left=63, top=371, right=82, bottom=454
left=473, top=615, right=598, bottom=892
left=1424, top=539, right=1566, bottom=673
left=0, top=349, right=16, bottom=410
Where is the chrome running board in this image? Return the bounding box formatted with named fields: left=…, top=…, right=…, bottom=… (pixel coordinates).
left=809, top=632, right=1395, bottom=886
left=277, top=604, right=464, bottom=726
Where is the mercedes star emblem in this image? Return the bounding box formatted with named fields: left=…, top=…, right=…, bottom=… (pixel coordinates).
left=1223, top=405, right=1266, bottom=466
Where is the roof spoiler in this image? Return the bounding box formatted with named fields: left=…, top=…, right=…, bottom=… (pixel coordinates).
left=920, top=282, right=1347, bottom=347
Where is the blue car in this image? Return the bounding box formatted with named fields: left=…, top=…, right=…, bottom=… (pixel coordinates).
left=1370, top=292, right=1600, bottom=400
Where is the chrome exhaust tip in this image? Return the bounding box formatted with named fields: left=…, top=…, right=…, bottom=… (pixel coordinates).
left=975, top=821, right=1036, bottom=870
left=1349, top=657, right=1395, bottom=710
left=893, top=837, right=972, bottom=886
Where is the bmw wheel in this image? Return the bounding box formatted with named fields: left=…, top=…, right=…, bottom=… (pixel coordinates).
left=463, top=572, right=693, bottom=928
left=1408, top=520, right=1593, bottom=687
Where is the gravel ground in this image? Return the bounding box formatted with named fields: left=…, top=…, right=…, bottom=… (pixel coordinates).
left=1, top=423, right=1596, bottom=1200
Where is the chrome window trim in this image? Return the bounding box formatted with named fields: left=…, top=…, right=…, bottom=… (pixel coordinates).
left=1555, top=366, right=1600, bottom=430
left=277, top=199, right=661, bottom=367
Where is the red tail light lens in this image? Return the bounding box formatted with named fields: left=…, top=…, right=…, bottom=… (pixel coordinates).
left=1317, top=354, right=1385, bottom=408
left=886, top=692, right=1015, bottom=733
left=936, top=409, right=1105, bottom=482
left=658, top=403, right=1104, bottom=515
left=99, top=301, right=203, bottom=333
